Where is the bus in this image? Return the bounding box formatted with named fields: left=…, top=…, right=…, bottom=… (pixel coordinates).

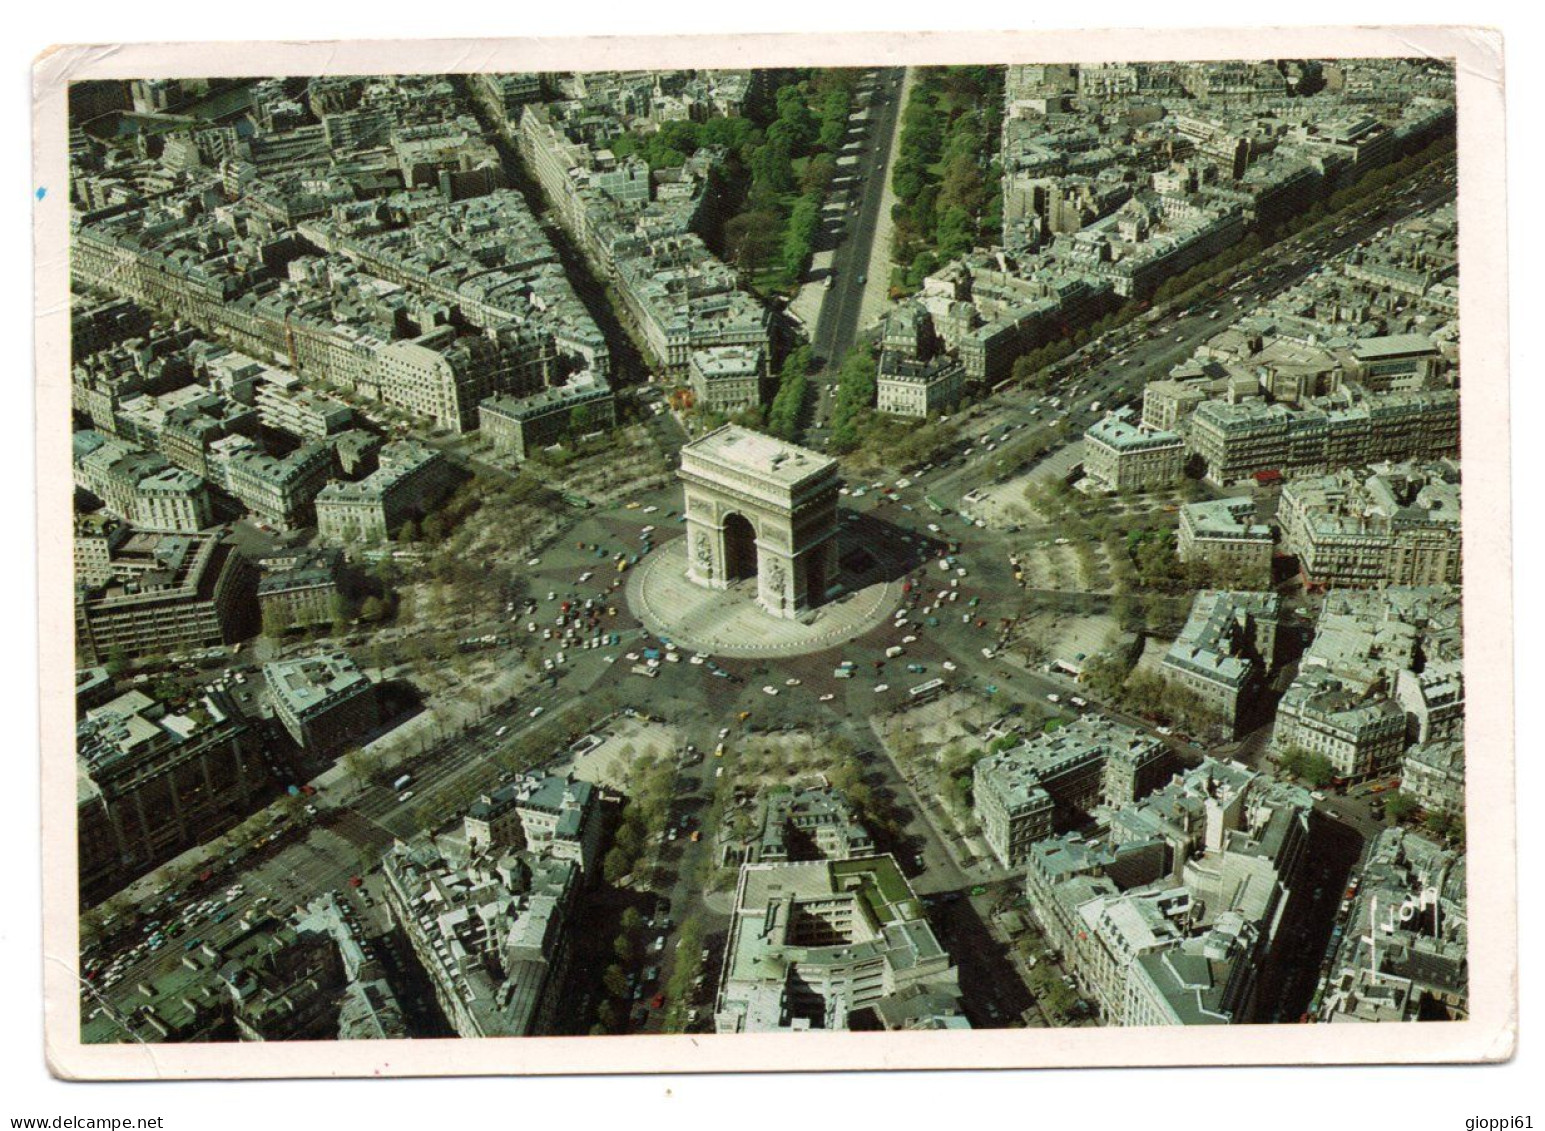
left=909, top=678, right=946, bottom=701
left=392, top=774, right=412, bottom=792
left=924, top=496, right=951, bottom=516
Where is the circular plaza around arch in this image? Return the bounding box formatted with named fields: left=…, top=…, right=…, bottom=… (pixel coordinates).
left=626, top=537, right=906, bottom=659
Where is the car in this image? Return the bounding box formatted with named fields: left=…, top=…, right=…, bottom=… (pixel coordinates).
left=818, top=693, right=835, bottom=702
left=530, top=706, right=545, bottom=719
left=762, top=686, right=779, bottom=696
left=874, top=684, right=890, bottom=693
left=398, top=791, right=415, bottom=804
left=784, top=677, right=801, bottom=687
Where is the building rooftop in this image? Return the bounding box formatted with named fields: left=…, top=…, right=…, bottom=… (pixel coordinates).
left=1181, top=497, right=1274, bottom=541
left=681, top=425, right=838, bottom=488
left=1351, top=332, right=1439, bottom=361
left=263, top=652, right=371, bottom=719
left=1086, top=409, right=1183, bottom=451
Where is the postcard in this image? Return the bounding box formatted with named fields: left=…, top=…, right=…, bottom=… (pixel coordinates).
left=33, top=26, right=1513, bottom=1079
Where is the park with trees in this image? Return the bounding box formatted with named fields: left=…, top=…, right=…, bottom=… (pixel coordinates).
left=890, top=66, right=1005, bottom=291
left=613, top=69, right=863, bottom=299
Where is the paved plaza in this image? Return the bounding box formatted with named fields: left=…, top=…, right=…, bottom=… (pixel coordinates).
left=627, top=539, right=904, bottom=658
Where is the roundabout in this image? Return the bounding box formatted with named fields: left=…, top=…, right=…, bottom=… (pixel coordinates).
left=626, top=537, right=906, bottom=659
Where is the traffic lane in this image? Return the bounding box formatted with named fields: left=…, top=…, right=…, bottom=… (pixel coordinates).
left=811, top=68, right=904, bottom=368
left=989, top=162, right=1454, bottom=405
left=929, top=894, right=1039, bottom=1028
left=900, top=169, right=1444, bottom=498
left=89, top=821, right=375, bottom=1001
left=1314, top=790, right=1390, bottom=844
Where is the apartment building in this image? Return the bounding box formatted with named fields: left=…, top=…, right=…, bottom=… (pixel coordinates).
left=721, top=786, right=877, bottom=867
left=1279, top=462, right=1460, bottom=589
left=381, top=838, right=578, bottom=1038
left=263, top=652, right=378, bottom=755
left=875, top=353, right=966, bottom=419
left=314, top=440, right=458, bottom=545
left=1082, top=410, right=1185, bottom=492
left=76, top=686, right=271, bottom=901
left=463, top=773, right=605, bottom=877
left=1160, top=590, right=1280, bottom=735
left=478, top=381, right=616, bottom=461
left=1176, top=497, right=1275, bottom=584
left=222, top=443, right=335, bottom=530
left=973, top=715, right=1163, bottom=867
left=714, top=857, right=963, bottom=1033
left=689, top=346, right=766, bottom=416
left=1185, top=388, right=1459, bottom=486
left=75, top=530, right=256, bottom=664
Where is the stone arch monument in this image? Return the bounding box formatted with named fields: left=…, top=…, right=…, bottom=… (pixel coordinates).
left=679, top=425, right=841, bottom=620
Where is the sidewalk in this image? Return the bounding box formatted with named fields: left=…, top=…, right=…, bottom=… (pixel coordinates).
left=867, top=713, right=975, bottom=882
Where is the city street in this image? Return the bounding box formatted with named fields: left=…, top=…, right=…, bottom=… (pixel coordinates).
left=809, top=67, right=906, bottom=374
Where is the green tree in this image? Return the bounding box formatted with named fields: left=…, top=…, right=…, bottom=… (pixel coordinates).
left=602, top=964, right=629, bottom=999
left=569, top=403, right=598, bottom=437
left=1383, top=791, right=1419, bottom=823
left=1279, top=746, right=1337, bottom=788
left=262, top=604, right=293, bottom=640
left=774, top=85, right=818, bottom=154
left=781, top=193, right=822, bottom=277
left=800, top=152, right=837, bottom=196
left=603, top=846, right=633, bottom=885
left=613, top=822, right=642, bottom=857
left=816, top=89, right=851, bottom=151
left=904, top=250, right=940, bottom=289
left=748, top=134, right=795, bottom=195
left=724, top=208, right=781, bottom=274
left=828, top=347, right=879, bottom=453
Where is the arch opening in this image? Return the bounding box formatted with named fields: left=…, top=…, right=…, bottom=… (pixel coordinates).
left=722, top=513, right=758, bottom=581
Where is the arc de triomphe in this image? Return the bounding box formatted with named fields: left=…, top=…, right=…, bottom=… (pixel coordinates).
left=678, top=425, right=842, bottom=620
